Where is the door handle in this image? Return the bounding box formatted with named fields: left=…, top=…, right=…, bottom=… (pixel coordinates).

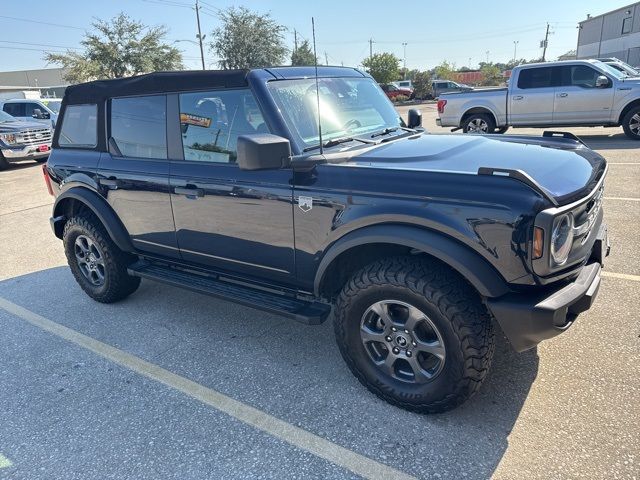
left=512, top=95, right=523, bottom=100
left=174, top=186, right=204, bottom=198
left=557, top=92, right=568, bottom=98
left=99, top=178, right=121, bottom=189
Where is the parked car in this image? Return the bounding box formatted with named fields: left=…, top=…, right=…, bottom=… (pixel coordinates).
left=436, top=59, right=640, bottom=139
left=393, top=80, right=414, bottom=90
left=45, top=67, right=608, bottom=413
left=596, top=57, right=640, bottom=77
left=380, top=83, right=414, bottom=100
left=0, top=98, right=59, bottom=128
left=0, top=110, right=52, bottom=170
left=432, top=80, right=473, bottom=98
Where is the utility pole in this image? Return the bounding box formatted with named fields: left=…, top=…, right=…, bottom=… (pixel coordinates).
left=195, top=0, right=205, bottom=70
left=325, top=51, right=328, bottom=66
left=369, top=38, right=374, bottom=59
left=513, top=40, right=519, bottom=62
left=542, top=23, right=550, bottom=61
left=402, top=42, right=408, bottom=79
left=485, top=50, right=490, bottom=63
left=294, top=29, right=298, bottom=51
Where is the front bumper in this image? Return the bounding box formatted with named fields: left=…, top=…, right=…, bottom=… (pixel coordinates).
left=1, top=144, right=51, bottom=161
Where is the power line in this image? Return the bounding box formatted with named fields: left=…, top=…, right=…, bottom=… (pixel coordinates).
left=0, top=15, right=84, bottom=30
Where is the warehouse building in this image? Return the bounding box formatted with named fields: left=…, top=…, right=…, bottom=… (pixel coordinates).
left=577, top=2, right=640, bottom=66
left=0, top=67, right=68, bottom=98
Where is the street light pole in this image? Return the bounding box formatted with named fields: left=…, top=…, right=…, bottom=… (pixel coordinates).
left=402, top=42, right=408, bottom=79
left=485, top=50, right=490, bottom=63
left=513, top=40, right=519, bottom=63
left=195, top=0, right=206, bottom=70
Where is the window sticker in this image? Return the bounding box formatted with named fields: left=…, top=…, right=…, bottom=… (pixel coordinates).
left=180, top=113, right=212, bottom=128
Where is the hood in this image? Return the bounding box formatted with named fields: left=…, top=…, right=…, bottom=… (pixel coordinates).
left=350, top=134, right=606, bottom=205
left=0, top=119, right=50, bottom=132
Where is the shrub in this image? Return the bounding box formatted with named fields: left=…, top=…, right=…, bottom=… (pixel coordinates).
left=394, top=94, right=409, bottom=102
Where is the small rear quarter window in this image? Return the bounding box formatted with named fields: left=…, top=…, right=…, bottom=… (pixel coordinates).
left=58, top=104, right=98, bottom=147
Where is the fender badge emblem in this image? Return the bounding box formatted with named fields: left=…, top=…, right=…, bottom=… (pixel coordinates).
left=298, top=196, right=313, bottom=212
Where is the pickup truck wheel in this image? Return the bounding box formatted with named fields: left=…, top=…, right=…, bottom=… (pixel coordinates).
left=0, top=152, right=9, bottom=171
left=462, top=113, right=495, bottom=134
left=63, top=212, right=140, bottom=303
left=495, top=126, right=509, bottom=134
left=334, top=256, right=494, bottom=413
left=622, top=106, right=640, bottom=140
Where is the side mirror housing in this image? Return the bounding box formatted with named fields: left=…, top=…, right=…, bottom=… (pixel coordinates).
left=595, top=75, right=610, bottom=88
left=407, top=108, right=422, bottom=128
left=237, top=134, right=291, bottom=171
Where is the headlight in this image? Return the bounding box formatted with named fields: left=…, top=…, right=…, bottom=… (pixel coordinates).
left=0, top=133, right=16, bottom=144
left=551, top=213, right=574, bottom=265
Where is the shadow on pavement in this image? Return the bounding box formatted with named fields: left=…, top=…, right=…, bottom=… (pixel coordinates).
left=0, top=267, right=539, bottom=479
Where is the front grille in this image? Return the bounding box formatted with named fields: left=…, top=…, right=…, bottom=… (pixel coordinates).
left=17, top=128, right=52, bottom=146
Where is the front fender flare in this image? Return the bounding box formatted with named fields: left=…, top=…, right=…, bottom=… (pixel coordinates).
left=314, top=225, right=510, bottom=298
left=52, top=187, right=135, bottom=253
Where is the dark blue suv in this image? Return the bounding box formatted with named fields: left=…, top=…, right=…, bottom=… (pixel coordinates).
left=44, top=67, right=609, bottom=412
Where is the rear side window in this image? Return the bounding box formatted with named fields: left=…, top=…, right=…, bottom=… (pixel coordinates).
left=58, top=104, right=98, bottom=147
left=517, top=67, right=554, bottom=89
left=111, top=95, right=167, bottom=159
left=3, top=103, right=25, bottom=117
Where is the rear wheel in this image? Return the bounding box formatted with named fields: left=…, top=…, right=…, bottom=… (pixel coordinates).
left=462, top=113, right=495, bottom=134
left=622, top=106, right=640, bottom=140
left=334, top=256, right=495, bottom=413
left=63, top=212, right=140, bottom=303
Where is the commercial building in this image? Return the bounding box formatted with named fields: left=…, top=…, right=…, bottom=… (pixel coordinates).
left=577, top=2, right=640, bottom=65
left=0, top=68, right=69, bottom=98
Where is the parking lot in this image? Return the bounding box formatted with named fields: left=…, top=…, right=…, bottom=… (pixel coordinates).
left=0, top=109, right=638, bottom=479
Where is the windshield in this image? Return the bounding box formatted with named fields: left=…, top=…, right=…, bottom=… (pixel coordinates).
left=44, top=100, right=62, bottom=113
left=267, top=77, right=401, bottom=149
left=0, top=111, right=16, bottom=123
left=594, top=61, right=625, bottom=80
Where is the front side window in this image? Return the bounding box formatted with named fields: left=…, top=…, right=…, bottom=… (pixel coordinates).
left=58, top=104, right=97, bottom=147
left=560, top=65, right=600, bottom=88
left=517, top=67, right=554, bottom=89
left=24, top=102, right=43, bottom=116
left=179, top=89, right=266, bottom=164
left=111, top=95, right=167, bottom=159
left=267, top=77, right=400, bottom=149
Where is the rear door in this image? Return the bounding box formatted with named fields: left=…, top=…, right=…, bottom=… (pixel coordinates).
left=509, top=66, right=555, bottom=125
left=98, top=94, right=179, bottom=258
left=169, top=87, right=296, bottom=286
left=552, top=65, right=615, bottom=124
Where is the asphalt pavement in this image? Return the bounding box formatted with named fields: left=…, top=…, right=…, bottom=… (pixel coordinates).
left=0, top=109, right=638, bottom=479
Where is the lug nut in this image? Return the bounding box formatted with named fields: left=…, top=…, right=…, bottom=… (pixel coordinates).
left=392, top=347, right=400, bottom=354
left=385, top=336, right=392, bottom=342
left=391, top=327, right=397, bottom=332
left=412, top=341, right=417, bottom=347
left=406, top=350, right=412, bottom=357
left=404, top=329, right=409, bottom=334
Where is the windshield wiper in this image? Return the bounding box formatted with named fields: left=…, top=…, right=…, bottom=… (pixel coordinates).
left=370, top=127, right=398, bottom=138
left=302, top=136, right=375, bottom=152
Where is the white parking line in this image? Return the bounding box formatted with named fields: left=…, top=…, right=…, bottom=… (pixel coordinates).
left=0, top=296, right=416, bottom=480
left=604, top=197, right=640, bottom=202
left=602, top=271, right=640, bottom=282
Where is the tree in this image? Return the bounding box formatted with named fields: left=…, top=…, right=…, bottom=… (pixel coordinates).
left=434, top=61, right=457, bottom=81
left=291, top=39, right=316, bottom=66
left=480, top=63, right=502, bottom=86
left=45, top=13, right=182, bottom=83
left=211, top=7, right=287, bottom=69
left=361, top=53, right=400, bottom=84
left=412, top=70, right=433, bottom=99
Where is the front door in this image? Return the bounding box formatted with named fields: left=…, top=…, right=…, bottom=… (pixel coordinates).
left=98, top=94, right=179, bottom=258
left=169, top=87, right=296, bottom=286
left=509, top=66, right=556, bottom=125
left=552, top=65, right=615, bottom=124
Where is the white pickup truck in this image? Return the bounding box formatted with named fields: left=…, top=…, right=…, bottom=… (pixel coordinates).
left=436, top=59, right=640, bottom=140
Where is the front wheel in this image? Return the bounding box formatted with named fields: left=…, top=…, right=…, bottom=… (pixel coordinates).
left=334, top=256, right=495, bottom=413
left=0, top=152, right=9, bottom=171
left=462, top=113, right=495, bottom=134
left=622, top=106, right=640, bottom=140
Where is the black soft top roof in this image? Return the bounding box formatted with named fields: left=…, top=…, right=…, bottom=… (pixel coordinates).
left=63, top=69, right=248, bottom=104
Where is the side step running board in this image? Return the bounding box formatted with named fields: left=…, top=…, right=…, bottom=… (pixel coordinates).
left=127, top=261, right=331, bottom=325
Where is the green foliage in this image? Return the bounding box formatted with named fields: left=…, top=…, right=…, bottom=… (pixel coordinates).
left=211, top=7, right=287, bottom=69
left=393, top=94, right=409, bottom=103
left=412, top=70, right=433, bottom=99
left=434, top=61, right=457, bottom=81
left=480, top=63, right=503, bottom=86
left=291, top=39, right=317, bottom=66
left=45, top=13, right=182, bottom=83
left=361, top=53, right=400, bottom=84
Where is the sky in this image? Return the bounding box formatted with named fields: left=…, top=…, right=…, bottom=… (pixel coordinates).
left=0, top=0, right=635, bottom=72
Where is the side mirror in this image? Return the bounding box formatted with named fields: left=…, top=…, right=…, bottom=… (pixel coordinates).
left=595, top=75, right=610, bottom=88
left=237, top=134, right=291, bottom=171
left=32, top=108, right=49, bottom=119
left=407, top=109, right=422, bottom=128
